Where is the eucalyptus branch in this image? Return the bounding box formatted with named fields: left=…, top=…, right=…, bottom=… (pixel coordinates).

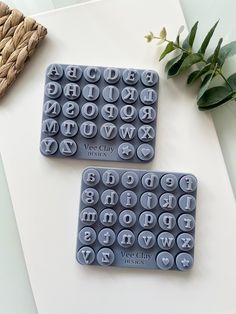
left=145, top=22, right=236, bottom=110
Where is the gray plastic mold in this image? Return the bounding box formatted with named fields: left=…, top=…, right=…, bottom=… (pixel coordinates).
left=76, top=167, right=197, bottom=271
left=40, top=64, right=159, bottom=162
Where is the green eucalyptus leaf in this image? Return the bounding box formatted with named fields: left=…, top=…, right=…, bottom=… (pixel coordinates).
left=198, top=21, right=219, bottom=55
left=212, top=38, right=224, bottom=64
left=159, top=41, right=175, bottom=61
left=167, top=53, right=202, bottom=78
left=227, top=73, right=236, bottom=89
left=165, top=53, right=183, bottom=73
left=208, top=37, right=223, bottom=64
left=187, top=63, right=211, bottom=84
left=218, top=41, right=236, bottom=65
left=183, top=21, right=198, bottom=49
left=167, top=53, right=188, bottom=78
left=187, top=70, right=201, bottom=84
left=200, top=73, right=212, bottom=87
left=197, top=86, right=233, bottom=110
left=177, top=53, right=202, bottom=74
left=197, top=70, right=216, bottom=100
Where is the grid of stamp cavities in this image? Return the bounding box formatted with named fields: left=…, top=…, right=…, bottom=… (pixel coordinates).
left=40, top=64, right=158, bottom=163
left=76, top=168, right=197, bottom=271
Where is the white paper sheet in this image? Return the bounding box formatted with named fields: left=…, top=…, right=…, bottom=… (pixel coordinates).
left=0, top=0, right=235, bottom=313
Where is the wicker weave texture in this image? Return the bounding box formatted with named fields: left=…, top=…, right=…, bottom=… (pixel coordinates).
left=0, top=1, right=47, bottom=98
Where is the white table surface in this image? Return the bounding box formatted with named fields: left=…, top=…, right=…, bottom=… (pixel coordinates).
left=0, top=0, right=236, bottom=314
left=0, top=155, right=37, bottom=314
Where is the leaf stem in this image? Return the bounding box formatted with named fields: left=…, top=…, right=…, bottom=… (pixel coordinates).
left=153, top=36, right=189, bottom=53
left=196, top=58, right=233, bottom=90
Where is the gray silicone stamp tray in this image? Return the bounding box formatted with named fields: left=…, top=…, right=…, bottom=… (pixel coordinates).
left=76, top=167, right=197, bottom=271
left=40, top=64, right=158, bottom=162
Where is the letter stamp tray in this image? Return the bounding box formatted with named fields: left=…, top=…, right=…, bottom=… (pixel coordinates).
left=76, top=167, right=197, bottom=271
left=40, top=64, right=158, bottom=162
